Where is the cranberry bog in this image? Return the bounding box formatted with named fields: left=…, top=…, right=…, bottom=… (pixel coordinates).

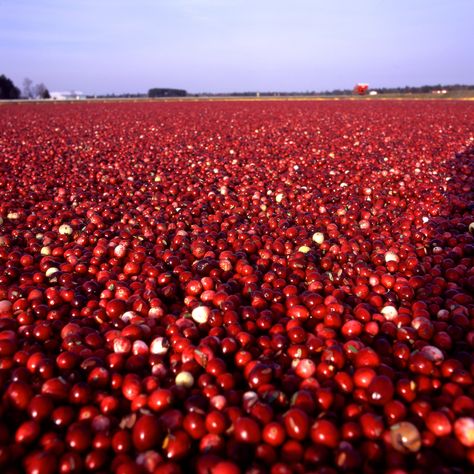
left=0, top=100, right=473, bottom=473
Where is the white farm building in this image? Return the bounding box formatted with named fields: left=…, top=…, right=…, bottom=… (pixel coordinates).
left=50, top=91, right=86, bottom=100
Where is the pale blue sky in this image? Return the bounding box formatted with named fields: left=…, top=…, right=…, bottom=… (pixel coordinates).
left=1, top=0, right=472, bottom=94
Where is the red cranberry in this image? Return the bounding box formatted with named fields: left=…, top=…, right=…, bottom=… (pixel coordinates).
left=132, top=415, right=163, bottom=451
left=233, top=417, right=261, bottom=444
left=310, top=419, right=340, bottom=448
left=283, top=408, right=309, bottom=440
left=367, top=375, right=394, bottom=405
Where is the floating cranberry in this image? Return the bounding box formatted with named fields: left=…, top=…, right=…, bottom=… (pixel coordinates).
left=310, top=419, right=340, bottom=448
left=233, top=417, right=261, bottom=444
left=263, top=422, right=286, bottom=446
left=28, top=395, right=54, bottom=421
left=453, top=417, right=474, bottom=447
left=148, top=388, right=173, bottom=412
left=183, top=412, right=207, bottom=439
left=24, top=451, right=57, bottom=474
left=359, top=413, right=384, bottom=440
left=162, top=430, right=191, bottom=459
left=367, top=375, right=394, bottom=405
left=211, top=460, right=241, bottom=474
left=106, top=299, right=126, bottom=319
left=294, top=359, right=316, bottom=379
left=205, top=411, right=228, bottom=435
left=426, top=411, right=452, bottom=437
left=6, top=380, right=33, bottom=410
left=66, top=423, right=92, bottom=452
left=283, top=408, right=309, bottom=440
left=15, top=420, right=40, bottom=444
left=132, top=415, right=163, bottom=451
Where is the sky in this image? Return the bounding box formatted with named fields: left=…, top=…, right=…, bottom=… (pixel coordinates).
left=0, top=0, right=473, bottom=94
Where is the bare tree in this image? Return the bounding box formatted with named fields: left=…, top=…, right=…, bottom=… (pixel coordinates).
left=34, top=83, right=50, bottom=99
left=23, top=77, right=33, bottom=99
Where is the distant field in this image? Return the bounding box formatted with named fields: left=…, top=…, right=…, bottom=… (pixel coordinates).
left=2, top=90, right=474, bottom=104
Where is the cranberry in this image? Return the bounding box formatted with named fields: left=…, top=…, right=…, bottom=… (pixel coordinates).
left=106, top=299, right=127, bottom=319
left=183, top=412, right=207, bottom=439
left=390, top=422, right=421, bottom=453
left=66, top=423, right=92, bottom=452
left=148, top=388, right=173, bottom=412
left=132, top=415, right=163, bottom=451
left=282, top=408, right=309, bottom=440
left=6, top=380, right=33, bottom=410
left=359, top=413, right=384, bottom=439
left=367, top=375, right=394, bottom=405
left=453, top=417, right=474, bottom=447
left=211, top=460, right=241, bottom=474
left=426, top=411, right=452, bottom=437
left=233, top=417, right=261, bottom=444
left=24, top=451, right=57, bottom=474
left=263, top=422, right=286, bottom=446
left=28, top=395, right=54, bottom=421
left=15, top=420, right=40, bottom=444
left=310, top=419, right=340, bottom=448
left=205, top=411, right=229, bottom=435
left=162, top=430, right=191, bottom=459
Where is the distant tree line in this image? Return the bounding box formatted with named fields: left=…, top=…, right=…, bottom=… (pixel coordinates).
left=0, top=74, right=50, bottom=100
left=370, top=84, right=474, bottom=94
left=3, top=75, right=474, bottom=101
left=92, top=93, right=148, bottom=99
left=148, top=88, right=187, bottom=97
left=93, top=89, right=188, bottom=99
left=200, top=84, right=474, bottom=97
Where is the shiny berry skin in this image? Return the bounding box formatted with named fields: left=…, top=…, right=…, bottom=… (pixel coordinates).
left=148, top=388, right=173, bottom=412
left=453, top=417, right=474, bottom=447
left=15, top=420, right=40, bottom=444
left=205, top=411, right=228, bottom=435
left=263, top=422, right=286, bottom=446
left=162, top=430, right=191, bottom=460
left=383, top=400, right=407, bottom=425
left=294, top=359, right=316, bottom=379
left=24, top=451, right=57, bottom=474
left=132, top=415, right=163, bottom=451
left=283, top=408, right=309, bottom=440
left=7, top=380, right=33, bottom=410
left=52, top=405, right=75, bottom=428
left=367, top=375, right=394, bottom=405
left=41, top=377, right=70, bottom=401
left=58, top=451, right=83, bottom=473
left=66, top=423, right=92, bottom=452
left=310, top=419, right=340, bottom=448
left=354, top=347, right=380, bottom=368
left=287, top=305, right=309, bottom=320
left=28, top=395, right=54, bottom=421
left=105, top=299, right=127, bottom=318
left=211, top=460, right=241, bottom=474
left=84, top=449, right=108, bottom=471
left=426, top=411, right=452, bottom=437
left=233, top=417, right=261, bottom=444
left=183, top=412, right=207, bottom=439
left=112, top=430, right=132, bottom=453
left=359, top=413, right=384, bottom=440
left=353, top=368, right=376, bottom=388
